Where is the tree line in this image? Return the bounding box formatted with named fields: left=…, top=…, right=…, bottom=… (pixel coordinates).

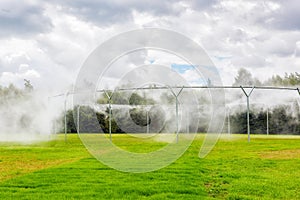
left=1, top=76, right=298, bottom=135
left=62, top=92, right=166, bottom=133
left=61, top=68, right=300, bottom=134
left=63, top=103, right=300, bottom=135
left=233, top=68, right=300, bottom=86
left=226, top=104, right=300, bottom=135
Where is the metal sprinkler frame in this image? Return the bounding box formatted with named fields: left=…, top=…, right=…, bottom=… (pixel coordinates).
left=240, top=86, right=255, bottom=142
left=50, top=85, right=300, bottom=143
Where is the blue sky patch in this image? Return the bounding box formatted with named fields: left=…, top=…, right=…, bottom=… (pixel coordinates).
left=171, top=64, right=195, bottom=74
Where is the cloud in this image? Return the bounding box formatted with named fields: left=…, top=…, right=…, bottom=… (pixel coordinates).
left=47, top=0, right=187, bottom=27
left=268, top=0, right=300, bottom=30
left=0, top=0, right=299, bottom=92
left=0, top=67, right=40, bottom=87
left=0, top=0, right=53, bottom=38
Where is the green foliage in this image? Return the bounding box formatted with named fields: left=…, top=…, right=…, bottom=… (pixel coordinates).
left=0, top=84, right=24, bottom=104
left=62, top=106, right=105, bottom=133
left=62, top=105, right=165, bottom=133
left=0, top=81, right=36, bottom=134
left=233, top=68, right=300, bottom=86
left=97, top=91, right=155, bottom=105
left=233, top=68, right=262, bottom=86
left=160, top=92, right=175, bottom=104
left=229, top=105, right=300, bottom=134
left=63, top=103, right=300, bottom=135
left=0, top=80, right=34, bottom=105
left=129, top=92, right=155, bottom=105
left=266, top=72, right=300, bottom=86
left=129, top=107, right=149, bottom=126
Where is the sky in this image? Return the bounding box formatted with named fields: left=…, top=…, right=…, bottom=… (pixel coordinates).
left=0, top=0, right=300, bottom=93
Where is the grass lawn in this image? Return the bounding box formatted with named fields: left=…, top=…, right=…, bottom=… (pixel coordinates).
left=0, top=134, right=299, bottom=199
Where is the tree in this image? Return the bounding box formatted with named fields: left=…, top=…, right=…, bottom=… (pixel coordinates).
left=253, top=110, right=267, bottom=134
left=266, top=75, right=283, bottom=86
left=233, top=68, right=262, bottom=86
left=284, top=72, right=300, bottom=86
left=129, top=93, right=144, bottom=105
left=265, top=72, right=300, bottom=86
left=129, top=108, right=149, bottom=126
left=233, top=68, right=254, bottom=86
left=231, top=111, right=255, bottom=134
left=97, top=91, right=155, bottom=105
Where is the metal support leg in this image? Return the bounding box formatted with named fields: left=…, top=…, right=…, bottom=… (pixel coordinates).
left=240, top=86, right=255, bottom=142
left=186, top=108, right=189, bottom=134
left=227, top=107, right=231, bottom=134
left=246, top=97, right=250, bottom=141
left=64, top=92, right=69, bottom=143
left=169, top=86, right=184, bottom=143
left=266, top=107, right=269, bottom=135
left=54, top=120, right=56, bottom=134
left=77, top=106, right=80, bottom=134
left=146, top=110, right=149, bottom=134
left=176, top=97, right=179, bottom=141
left=104, top=90, right=113, bottom=142
left=109, top=103, right=112, bottom=141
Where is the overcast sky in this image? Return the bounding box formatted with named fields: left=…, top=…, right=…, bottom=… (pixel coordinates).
left=0, top=0, right=300, bottom=93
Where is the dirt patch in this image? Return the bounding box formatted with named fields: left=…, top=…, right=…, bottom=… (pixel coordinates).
left=0, top=157, right=84, bottom=182
left=260, top=149, right=300, bottom=159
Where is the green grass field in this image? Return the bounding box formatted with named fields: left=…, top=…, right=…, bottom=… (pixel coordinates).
left=0, top=134, right=300, bottom=199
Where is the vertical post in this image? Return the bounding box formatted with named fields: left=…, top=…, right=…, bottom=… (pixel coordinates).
left=246, top=97, right=250, bottom=142
left=77, top=106, right=80, bottom=134
left=227, top=107, right=231, bottom=134
left=109, top=102, right=112, bottom=141
left=240, top=86, right=255, bottom=143
left=64, top=99, right=67, bottom=142
left=146, top=110, right=149, bottom=134
left=54, top=120, right=56, bottom=134
left=186, top=107, right=189, bottom=134
left=169, top=86, right=184, bottom=143
left=175, top=96, right=179, bottom=141
left=64, top=92, right=69, bottom=143
left=266, top=107, right=269, bottom=135
left=297, top=89, right=300, bottom=135
left=104, top=90, right=113, bottom=142
left=47, top=97, right=52, bottom=135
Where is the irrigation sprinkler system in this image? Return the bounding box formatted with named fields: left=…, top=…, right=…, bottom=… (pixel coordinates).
left=64, top=92, right=69, bottom=142
left=169, top=86, right=184, bottom=143
left=267, top=107, right=269, bottom=135
left=227, top=107, right=231, bottom=135
left=77, top=106, right=80, bottom=134
left=51, top=85, right=300, bottom=143
left=186, top=107, right=190, bottom=134
left=104, top=90, right=114, bottom=142
left=146, top=110, right=150, bottom=134
left=240, top=86, right=255, bottom=142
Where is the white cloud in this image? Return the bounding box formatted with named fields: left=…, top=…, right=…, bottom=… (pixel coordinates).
left=0, top=67, right=40, bottom=87
left=0, top=0, right=299, bottom=93
left=0, top=0, right=52, bottom=37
